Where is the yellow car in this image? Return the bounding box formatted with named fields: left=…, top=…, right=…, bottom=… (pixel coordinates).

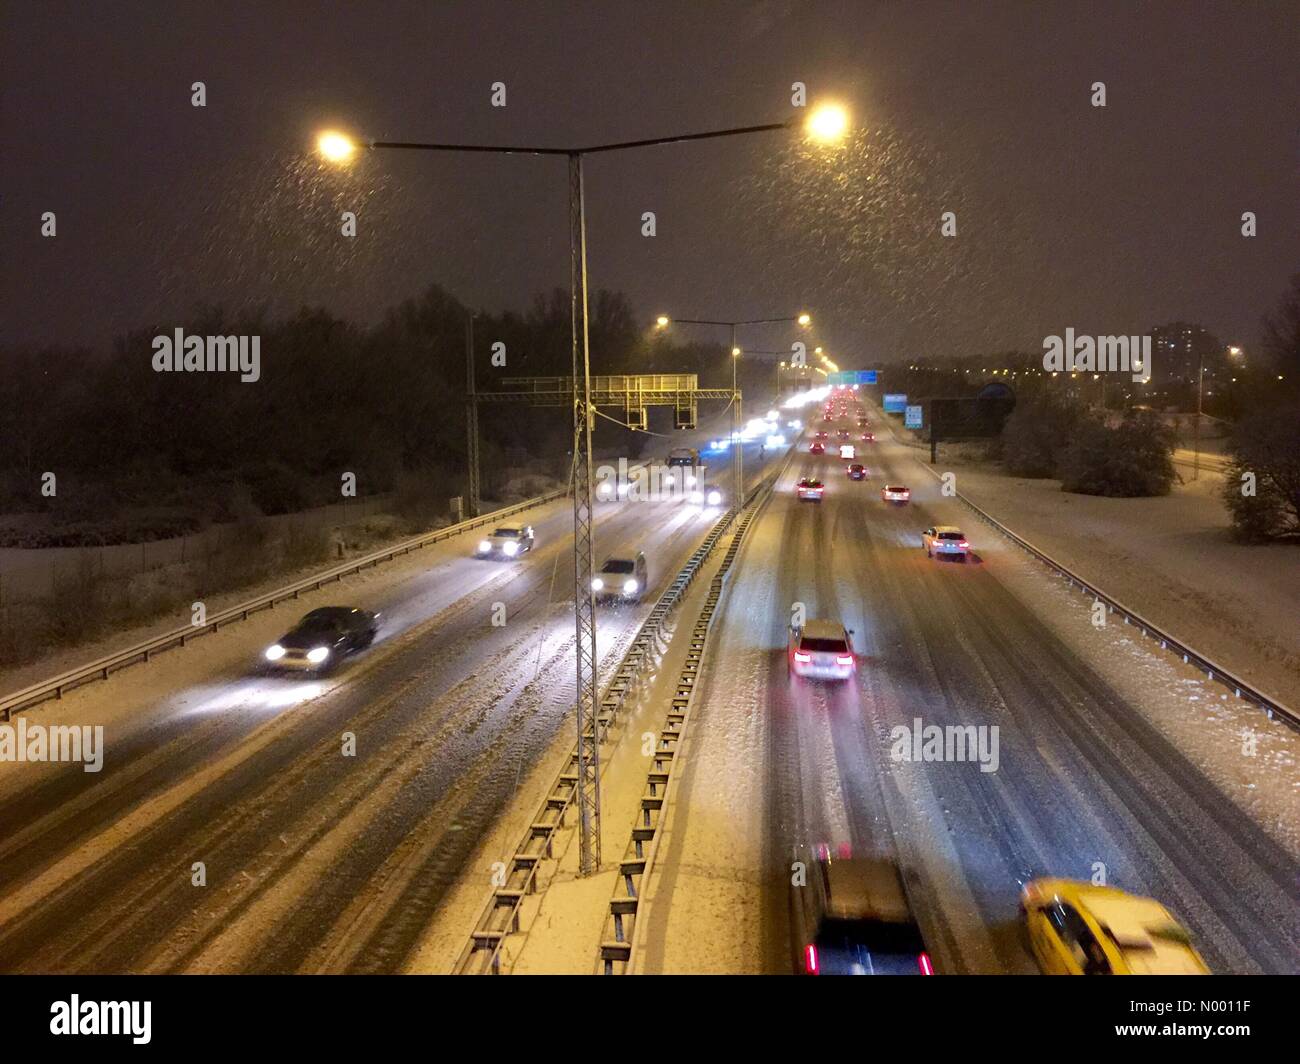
left=1020, top=878, right=1210, bottom=975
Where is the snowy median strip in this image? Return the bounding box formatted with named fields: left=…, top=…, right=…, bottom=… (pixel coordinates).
left=598, top=444, right=796, bottom=974
left=451, top=454, right=791, bottom=974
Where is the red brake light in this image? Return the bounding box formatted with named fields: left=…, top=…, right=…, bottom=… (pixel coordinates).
left=794, top=651, right=811, bottom=663
left=836, top=655, right=853, bottom=666
left=919, top=952, right=934, bottom=975
left=805, top=944, right=820, bottom=975
left=959, top=541, right=969, bottom=548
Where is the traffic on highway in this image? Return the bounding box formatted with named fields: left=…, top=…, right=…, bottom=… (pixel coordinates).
left=2, top=1, right=1295, bottom=1048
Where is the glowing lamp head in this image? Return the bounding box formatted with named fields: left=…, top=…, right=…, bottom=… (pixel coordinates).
left=655, top=315, right=670, bottom=329
left=317, top=131, right=358, bottom=163
left=798, top=313, right=812, bottom=327
left=806, top=103, right=849, bottom=143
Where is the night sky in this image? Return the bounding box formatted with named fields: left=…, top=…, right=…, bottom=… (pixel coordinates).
left=3, top=0, right=1297, bottom=362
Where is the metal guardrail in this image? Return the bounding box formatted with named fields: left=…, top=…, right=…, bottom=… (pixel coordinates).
left=915, top=464, right=1299, bottom=731
left=0, top=490, right=572, bottom=721
left=451, top=455, right=788, bottom=975
left=865, top=394, right=1296, bottom=729
left=599, top=444, right=793, bottom=974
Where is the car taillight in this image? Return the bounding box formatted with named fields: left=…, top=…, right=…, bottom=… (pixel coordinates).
left=919, top=952, right=934, bottom=975
left=805, top=944, right=820, bottom=975
left=959, top=541, right=969, bottom=548
left=836, top=655, right=853, bottom=666
left=794, top=651, right=811, bottom=663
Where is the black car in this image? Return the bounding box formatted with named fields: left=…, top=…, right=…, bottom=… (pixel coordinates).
left=793, top=851, right=933, bottom=975
left=847, top=464, right=867, bottom=481
left=263, top=606, right=380, bottom=671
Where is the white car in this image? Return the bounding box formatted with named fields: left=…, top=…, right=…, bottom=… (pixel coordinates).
left=796, top=478, right=825, bottom=501
left=788, top=618, right=856, bottom=681
left=922, top=526, right=969, bottom=560
left=476, top=524, right=535, bottom=559
left=592, top=552, right=647, bottom=602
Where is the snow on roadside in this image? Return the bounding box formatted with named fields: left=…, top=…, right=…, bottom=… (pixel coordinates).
left=935, top=456, right=1300, bottom=708
left=895, top=452, right=1300, bottom=859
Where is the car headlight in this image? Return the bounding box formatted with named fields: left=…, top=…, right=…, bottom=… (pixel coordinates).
left=264, top=644, right=285, bottom=661
left=617, top=483, right=630, bottom=496
left=307, top=647, right=330, bottom=664
left=598, top=481, right=613, bottom=497
left=685, top=474, right=697, bottom=487
left=664, top=473, right=675, bottom=486
left=689, top=490, right=705, bottom=505
left=623, top=579, right=638, bottom=595
left=706, top=490, right=723, bottom=506
left=477, top=539, right=491, bottom=553
left=591, top=577, right=604, bottom=591
left=502, top=540, right=519, bottom=555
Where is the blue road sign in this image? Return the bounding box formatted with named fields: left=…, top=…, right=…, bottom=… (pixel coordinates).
left=883, top=393, right=908, bottom=413
left=905, top=404, right=923, bottom=429
left=829, top=370, right=878, bottom=386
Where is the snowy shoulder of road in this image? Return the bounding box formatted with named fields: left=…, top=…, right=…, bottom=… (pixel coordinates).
left=903, top=453, right=1299, bottom=857
left=932, top=455, right=1300, bottom=706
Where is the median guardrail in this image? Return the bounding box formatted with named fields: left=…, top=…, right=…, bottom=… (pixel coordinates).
left=452, top=452, right=789, bottom=975
left=0, top=489, right=572, bottom=721
left=915, top=463, right=1298, bottom=732
left=598, top=443, right=794, bottom=974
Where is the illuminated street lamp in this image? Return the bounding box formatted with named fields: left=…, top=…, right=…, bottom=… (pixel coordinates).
left=319, top=112, right=836, bottom=886
left=656, top=312, right=815, bottom=496
left=806, top=102, right=850, bottom=143
left=317, top=131, right=358, bottom=163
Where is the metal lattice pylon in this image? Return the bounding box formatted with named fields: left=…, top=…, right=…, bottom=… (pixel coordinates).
left=465, top=314, right=480, bottom=518
left=569, top=152, right=601, bottom=875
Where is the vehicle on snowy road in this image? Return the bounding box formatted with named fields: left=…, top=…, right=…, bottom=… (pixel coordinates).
left=264, top=607, right=380, bottom=672
left=592, top=552, right=648, bottom=603
left=922, top=526, right=969, bottom=560
left=788, top=618, right=854, bottom=681
left=475, top=524, right=535, bottom=559
left=795, top=851, right=933, bottom=975
left=1020, top=879, right=1209, bottom=975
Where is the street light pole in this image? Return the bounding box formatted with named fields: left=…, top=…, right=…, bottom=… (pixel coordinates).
left=318, top=104, right=847, bottom=880
left=731, top=323, right=741, bottom=506
left=465, top=313, right=480, bottom=518
left=1193, top=350, right=1204, bottom=481
left=656, top=315, right=811, bottom=509
left=568, top=152, right=600, bottom=874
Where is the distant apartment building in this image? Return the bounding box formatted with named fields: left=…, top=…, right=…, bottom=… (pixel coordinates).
left=1149, top=322, right=1225, bottom=386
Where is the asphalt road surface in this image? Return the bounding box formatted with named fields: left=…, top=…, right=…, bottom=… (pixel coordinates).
left=0, top=442, right=775, bottom=974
